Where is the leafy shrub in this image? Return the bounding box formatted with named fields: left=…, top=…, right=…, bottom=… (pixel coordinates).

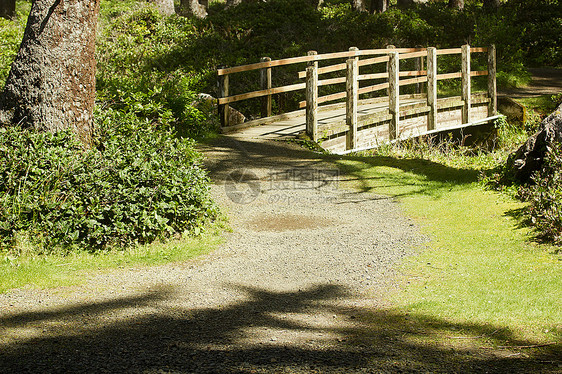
left=0, top=1, right=30, bottom=89
left=0, top=111, right=216, bottom=253
left=96, top=6, right=219, bottom=138
left=518, top=142, right=562, bottom=245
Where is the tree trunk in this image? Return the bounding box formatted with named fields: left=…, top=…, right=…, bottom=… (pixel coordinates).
left=505, top=103, right=562, bottom=183
left=371, top=0, right=387, bottom=13
left=180, top=0, right=207, bottom=18
left=0, top=0, right=16, bottom=19
left=448, top=0, right=464, bottom=10
left=149, top=0, right=175, bottom=16
left=0, top=0, right=100, bottom=145
left=351, top=0, right=366, bottom=12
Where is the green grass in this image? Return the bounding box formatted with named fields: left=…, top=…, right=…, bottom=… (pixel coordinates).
left=334, top=150, right=561, bottom=348
left=0, top=229, right=223, bottom=293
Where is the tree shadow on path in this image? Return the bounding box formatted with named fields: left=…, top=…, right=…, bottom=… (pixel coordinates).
left=1, top=284, right=559, bottom=373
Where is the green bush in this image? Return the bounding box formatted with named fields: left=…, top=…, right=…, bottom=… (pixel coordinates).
left=518, top=142, right=562, bottom=245
left=0, top=1, right=30, bottom=89
left=96, top=6, right=219, bottom=138
left=0, top=111, right=216, bottom=253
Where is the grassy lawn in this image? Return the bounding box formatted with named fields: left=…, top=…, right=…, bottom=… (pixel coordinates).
left=335, top=150, right=561, bottom=365
left=0, top=230, right=223, bottom=293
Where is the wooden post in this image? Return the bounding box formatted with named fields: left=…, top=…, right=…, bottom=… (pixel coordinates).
left=388, top=51, right=400, bottom=140
left=386, top=45, right=395, bottom=98
left=260, top=57, right=272, bottom=118
left=487, top=44, right=497, bottom=116
left=461, top=44, right=471, bottom=124
left=306, top=51, right=318, bottom=141
left=427, top=47, right=437, bottom=131
left=346, top=47, right=359, bottom=150
left=218, top=68, right=230, bottom=128
left=415, top=51, right=424, bottom=94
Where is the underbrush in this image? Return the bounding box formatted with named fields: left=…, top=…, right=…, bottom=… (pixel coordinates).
left=0, top=1, right=30, bottom=86
left=518, top=142, right=562, bottom=246
left=359, top=116, right=527, bottom=172
left=359, top=93, right=562, bottom=247
left=3, top=0, right=558, bottom=123
left=482, top=95, right=562, bottom=246
left=0, top=110, right=217, bottom=254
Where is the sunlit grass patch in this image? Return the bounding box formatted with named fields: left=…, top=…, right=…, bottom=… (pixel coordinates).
left=333, top=149, right=561, bottom=347
left=0, top=228, right=224, bottom=293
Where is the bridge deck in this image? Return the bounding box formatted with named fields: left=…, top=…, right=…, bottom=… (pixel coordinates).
left=228, top=94, right=497, bottom=154
left=218, top=45, right=498, bottom=154
left=232, top=97, right=425, bottom=140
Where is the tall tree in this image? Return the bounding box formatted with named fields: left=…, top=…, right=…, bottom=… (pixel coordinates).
left=351, top=0, right=367, bottom=12
left=0, top=0, right=16, bottom=19
left=180, top=0, right=207, bottom=17
left=149, top=0, right=175, bottom=16
left=371, top=0, right=388, bottom=13
left=0, top=0, right=100, bottom=145
left=448, top=0, right=464, bottom=10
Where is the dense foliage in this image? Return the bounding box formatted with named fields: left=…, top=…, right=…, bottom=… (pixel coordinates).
left=0, top=0, right=560, bottom=250
left=0, top=112, right=216, bottom=252
left=518, top=142, right=562, bottom=245
left=3, top=0, right=560, bottom=122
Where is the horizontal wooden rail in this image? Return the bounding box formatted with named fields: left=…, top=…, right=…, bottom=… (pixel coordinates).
left=400, top=50, right=428, bottom=59
left=471, top=70, right=489, bottom=76
left=358, top=82, right=389, bottom=95
left=297, top=55, right=390, bottom=79
left=437, top=72, right=462, bottom=80
left=436, top=70, right=488, bottom=81
left=399, top=76, right=428, bottom=87
left=219, top=48, right=424, bottom=76
left=436, top=47, right=487, bottom=56
left=217, top=82, right=305, bottom=105
left=218, top=44, right=496, bottom=138
left=299, top=81, right=391, bottom=108
left=400, top=70, right=427, bottom=77
left=437, top=48, right=462, bottom=55
left=318, top=77, right=347, bottom=86
left=358, top=72, right=387, bottom=81
left=358, top=70, right=426, bottom=81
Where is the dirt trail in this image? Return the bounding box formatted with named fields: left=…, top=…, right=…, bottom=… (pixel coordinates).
left=500, top=67, right=562, bottom=98
left=0, top=132, right=557, bottom=372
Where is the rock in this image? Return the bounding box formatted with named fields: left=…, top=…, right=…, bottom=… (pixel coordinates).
left=192, top=93, right=246, bottom=127
left=506, top=103, right=562, bottom=183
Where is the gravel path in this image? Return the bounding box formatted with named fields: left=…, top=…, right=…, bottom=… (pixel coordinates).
left=0, top=136, right=430, bottom=373
left=500, top=67, right=562, bottom=98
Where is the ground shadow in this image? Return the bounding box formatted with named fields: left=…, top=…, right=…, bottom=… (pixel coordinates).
left=200, top=136, right=484, bottom=200
left=0, top=284, right=559, bottom=373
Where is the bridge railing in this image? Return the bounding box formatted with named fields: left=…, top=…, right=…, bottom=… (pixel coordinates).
left=217, top=45, right=497, bottom=145
left=217, top=47, right=421, bottom=128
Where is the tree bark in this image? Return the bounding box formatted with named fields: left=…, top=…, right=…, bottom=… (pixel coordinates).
left=506, top=104, right=562, bottom=183
left=0, top=0, right=100, bottom=145
left=351, top=0, right=366, bottom=12
left=0, top=0, right=16, bottom=19
left=371, top=0, right=387, bottom=13
left=448, top=0, right=464, bottom=10
left=180, top=0, right=207, bottom=18
left=149, top=0, right=175, bottom=16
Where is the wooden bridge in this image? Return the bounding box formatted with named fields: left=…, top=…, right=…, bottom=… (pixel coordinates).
left=217, top=45, right=499, bottom=154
